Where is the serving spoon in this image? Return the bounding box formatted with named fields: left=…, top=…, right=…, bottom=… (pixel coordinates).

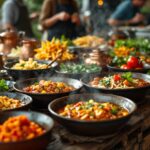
left=47, top=52, right=63, bottom=68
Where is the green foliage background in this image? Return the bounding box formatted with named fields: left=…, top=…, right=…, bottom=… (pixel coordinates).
left=24, top=0, right=43, bottom=39
left=24, top=0, right=43, bottom=12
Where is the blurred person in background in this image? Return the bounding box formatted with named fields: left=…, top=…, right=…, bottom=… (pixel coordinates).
left=1, top=0, right=34, bottom=37
left=39, top=0, right=80, bottom=40
left=85, top=0, right=121, bottom=37
left=108, top=0, right=147, bottom=26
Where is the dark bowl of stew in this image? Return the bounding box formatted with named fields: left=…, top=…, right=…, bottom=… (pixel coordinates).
left=0, top=92, right=32, bottom=111
left=0, top=111, right=54, bottom=150
left=81, top=72, right=150, bottom=103
left=48, top=93, right=136, bottom=136
left=14, top=77, right=83, bottom=109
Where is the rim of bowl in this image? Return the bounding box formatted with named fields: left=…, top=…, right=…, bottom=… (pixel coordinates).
left=0, top=92, right=33, bottom=111
left=13, top=77, right=83, bottom=96
left=4, top=60, right=58, bottom=71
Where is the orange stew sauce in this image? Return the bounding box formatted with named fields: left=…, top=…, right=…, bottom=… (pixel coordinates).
left=58, top=100, right=129, bottom=121
left=0, top=115, right=45, bottom=143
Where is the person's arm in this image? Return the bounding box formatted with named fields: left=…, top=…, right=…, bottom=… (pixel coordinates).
left=40, top=0, right=70, bottom=29
left=108, top=13, right=145, bottom=26
left=43, top=12, right=71, bottom=28
left=108, top=19, right=128, bottom=26
left=107, top=1, right=143, bottom=26
left=29, top=12, right=40, bottom=20
left=40, top=0, right=54, bottom=29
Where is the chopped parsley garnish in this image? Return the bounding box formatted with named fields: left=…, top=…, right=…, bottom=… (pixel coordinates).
left=110, top=108, right=119, bottom=115
left=99, top=104, right=104, bottom=109
left=20, top=63, right=25, bottom=67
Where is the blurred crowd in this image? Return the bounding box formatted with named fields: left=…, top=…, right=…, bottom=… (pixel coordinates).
left=0, top=0, right=150, bottom=39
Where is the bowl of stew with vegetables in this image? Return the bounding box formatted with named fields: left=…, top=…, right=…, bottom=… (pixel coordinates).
left=81, top=72, right=150, bottom=103
left=0, top=111, right=54, bottom=150
left=14, top=77, right=83, bottom=109
left=48, top=93, right=136, bottom=136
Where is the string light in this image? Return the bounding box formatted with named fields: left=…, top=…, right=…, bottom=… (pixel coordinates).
left=98, top=0, right=104, bottom=6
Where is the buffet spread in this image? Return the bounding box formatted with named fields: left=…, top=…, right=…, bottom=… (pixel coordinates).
left=0, top=30, right=150, bottom=150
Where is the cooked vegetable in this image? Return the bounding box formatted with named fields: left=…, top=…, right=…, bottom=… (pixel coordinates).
left=121, top=72, right=133, bottom=82
left=90, top=73, right=150, bottom=89
left=109, top=39, right=150, bottom=66
left=111, top=56, right=143, bottom=70
left=23, top=80, right=75, bottom=94
left=115, top=39, right=150, bottom=54
left=12, top=58, right=48, bottom=70
left=59, top=63, right=101, bottom=74
left=0, top=80, right=9, bottom=92
left=113, top=74, right=121, bottom=81
left=127, top=56, right=143, bottom=69
left=127, top=56, right=139, bottom=68
left=120, top=64, right=131, bottom=70
left=114, top=46, right=136, bottom=57
left=34, top=39, right=75, bottom=62
left=112, top=56, right=128, bottom=66
left=58, top=99, right=128, bottom=120
left=0, top=96, right=23, bottom=110
left=0, top=115, right=45, bottom=143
